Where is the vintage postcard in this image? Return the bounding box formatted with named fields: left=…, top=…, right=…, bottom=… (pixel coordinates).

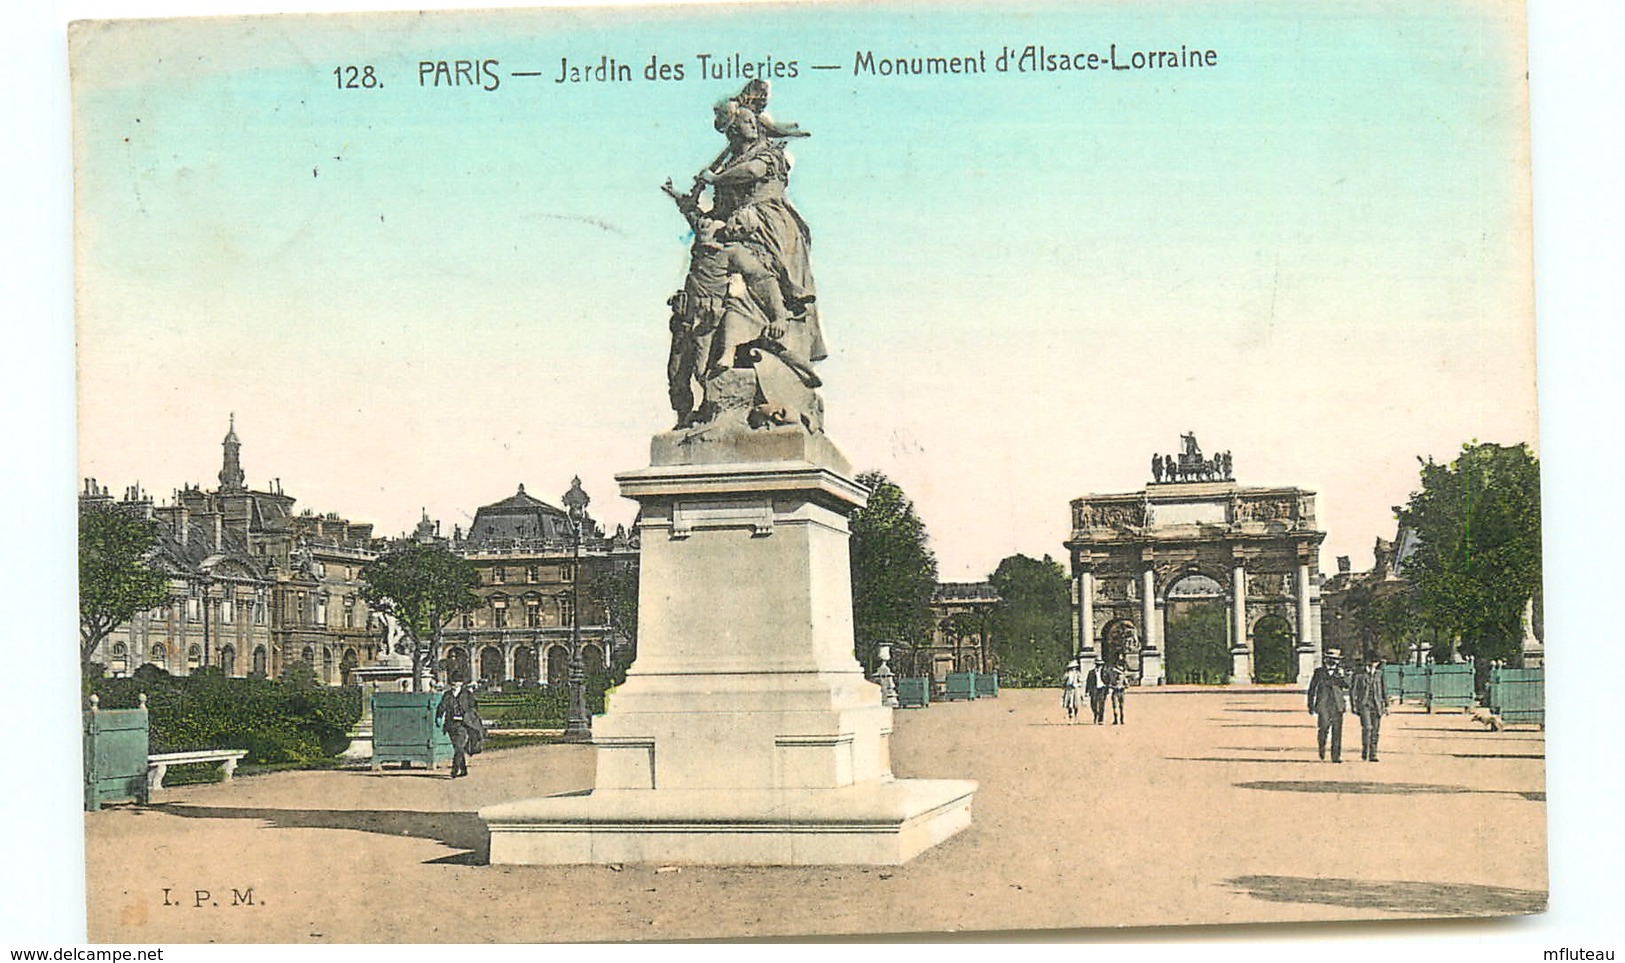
left=69, top=0, right=1548, bottom=943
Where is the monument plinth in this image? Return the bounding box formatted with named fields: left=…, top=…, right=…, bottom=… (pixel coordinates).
left=483, top=427, right=975, bottom=865
left=481, top=82, right=974, bottom=864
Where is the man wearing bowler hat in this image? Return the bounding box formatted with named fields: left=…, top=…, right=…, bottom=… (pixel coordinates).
left=1306, top=648, right=1350, bottom=762
left=1349, top=655, right=1389, bottom=761
left=435, top=676, right=483, bottom=778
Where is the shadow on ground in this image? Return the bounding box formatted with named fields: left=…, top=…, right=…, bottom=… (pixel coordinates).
left=1167, top=756, right=1308, bottom=765
left=1224, top=874, right=1547, bottom=917
left=147, top=803, right=489, bottom=865
left=1234, top=781, right=1544, bottom=802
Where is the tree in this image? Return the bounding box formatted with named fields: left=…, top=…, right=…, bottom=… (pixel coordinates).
left=79, top=503, right=171, bottom=673
left=1341, top=580, right=1424, bottom=664
left=588, top=560, right=639, bottom=665
left=359, top=543, right=482, bottom=691
left=1397, top=442, right=1542, bottom=676
left=986, top=554, right=1072, bottom=686
left=849, top=471, right=939, bottom=669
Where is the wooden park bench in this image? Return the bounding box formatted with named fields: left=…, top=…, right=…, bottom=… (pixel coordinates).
left=146, top=749, right=249, bottom=795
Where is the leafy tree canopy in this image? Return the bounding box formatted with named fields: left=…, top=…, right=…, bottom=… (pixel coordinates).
left=360, top=543, right=482, bottom=689
left=1397, top=441, right=1541, bottom=666
left=79, top=504, right=171, bottom=669
left=987, top=553, right=1072, bottom=685
left=850, top=471, right=939, bottom=665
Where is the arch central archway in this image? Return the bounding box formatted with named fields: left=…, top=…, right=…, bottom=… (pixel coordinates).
left=1252, top=615, right=1297, bottom=684
left=1163, top=573, right=1230, bottom=685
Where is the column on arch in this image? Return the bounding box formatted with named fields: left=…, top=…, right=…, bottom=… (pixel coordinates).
left=1295, top=558, right=1317, bottom=681
left=1075, top=566, right=1096, bottom=662
left=1230, top=561, right=1252, bottom=684
left=1139, top=564, right=1162, bottom=684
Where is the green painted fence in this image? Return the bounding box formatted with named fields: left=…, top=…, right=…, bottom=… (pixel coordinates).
left=1425, top=662, right=1476, bottom=711
left=1487, top=666, right=1544, bottom=726
left=1381, top=664, right=1403, bottom=700
left=1398, top=664, right=1431, bottom=702
left=974, top=673, right=999, bottom=698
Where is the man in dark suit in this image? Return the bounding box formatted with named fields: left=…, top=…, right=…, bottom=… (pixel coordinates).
left=435, top=677, right=482, bottom=778
left=1306, top=649, right=1350, bottom=762
left=1085, top=661, right=1108, bottom=725
left=1349, top=656, right=1389, bottom=761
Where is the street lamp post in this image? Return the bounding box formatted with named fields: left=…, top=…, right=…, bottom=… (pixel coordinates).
left=561, top=477, right=593, bottom=743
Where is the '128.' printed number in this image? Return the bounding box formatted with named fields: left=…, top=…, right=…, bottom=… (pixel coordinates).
left=334, top=65, right=382, bottom=89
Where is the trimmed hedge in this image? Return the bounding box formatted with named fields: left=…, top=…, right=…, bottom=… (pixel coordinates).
left=92, top=666, right=363, bottom=766
left=477, top=670, right=623, bottom=728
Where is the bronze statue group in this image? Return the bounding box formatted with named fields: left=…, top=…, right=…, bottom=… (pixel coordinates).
left=1061, top=655, right=1128, bottom=725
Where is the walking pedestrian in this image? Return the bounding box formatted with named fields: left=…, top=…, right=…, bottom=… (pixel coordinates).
left=1085, top=660, right=1108, bottom=724
left=1061, top=659, right=1084, bottom=723
left=435, top=676, right=484, bottom=778
left=1349, top=656, right=1389, bottom=761
left=1108, top=657, right=1128, bottom=725
left=1306, top=649, right=1350, bottom=762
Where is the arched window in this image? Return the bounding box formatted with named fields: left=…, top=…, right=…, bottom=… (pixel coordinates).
left=252, top=645, right=268, bottom=676
left=111, top=642, right=128, bottom=676
left=188, top=644, right=202, bottom=671
left=150, top=643, right=168, bottom=671
left=322, top=646, right=335, bottom=683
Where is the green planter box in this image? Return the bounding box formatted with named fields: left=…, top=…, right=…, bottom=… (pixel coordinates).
left=1381, top=664, right=1403, bottom=700
left=1425, top=662, right=1475, bottom=711
left=974, top=673, right=999, bottom=698
left=371, top=691, right=453, bottom=769
left=896, top=677, right=931, bottom=708
left=944, top=672, right=977, bottom=701
left=1399, top=664, right=1430, bottom=702
left=1488, top=666, right=1544, bottom=726
left=84, top=697, right=150, bottom=811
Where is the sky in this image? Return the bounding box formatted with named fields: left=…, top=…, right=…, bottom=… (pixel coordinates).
left=70, top=0, right=1534, bottom=580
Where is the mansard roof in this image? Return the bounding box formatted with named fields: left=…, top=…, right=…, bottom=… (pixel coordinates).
left=148, top=517, right=270, bottom=583
left=465, top=484, right=578, bottom=546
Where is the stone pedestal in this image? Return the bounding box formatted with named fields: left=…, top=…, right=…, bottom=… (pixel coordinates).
left=1230, top=648, right=1252, bottom=685
left=1139, top=649, right=1164, bottom=686
left=481, top=426, right=976, bottom=865
left=1296, top=646, right=1318, bottom=684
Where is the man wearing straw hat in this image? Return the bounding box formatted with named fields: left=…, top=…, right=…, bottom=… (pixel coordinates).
left=1306, top=648, right=1350, bottom=763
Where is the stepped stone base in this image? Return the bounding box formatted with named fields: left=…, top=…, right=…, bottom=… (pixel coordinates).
left=482, top=779, right=976, bottom=866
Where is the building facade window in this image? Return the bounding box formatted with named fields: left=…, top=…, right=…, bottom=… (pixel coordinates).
left=561, top=564, right=574, bottom=582
left=317, top=593, right=329, bottom=626
left=527, top=565, right=540, bottom=583
left=187, top=597, right=201, bottom=622
left=526, top=598, right=542, bottom=628
left=560, top=595, right=574, bottom=625
left=494, top=567, right=507, bottom=584
left=492, top=597, right=508, bottom=629
left=221, top=594, right=235, bottom=624
left=343, top=596, right=355, bottom=628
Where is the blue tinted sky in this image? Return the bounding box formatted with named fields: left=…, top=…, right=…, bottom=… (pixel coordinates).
left=73, top=0, right=1532, bottom=577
